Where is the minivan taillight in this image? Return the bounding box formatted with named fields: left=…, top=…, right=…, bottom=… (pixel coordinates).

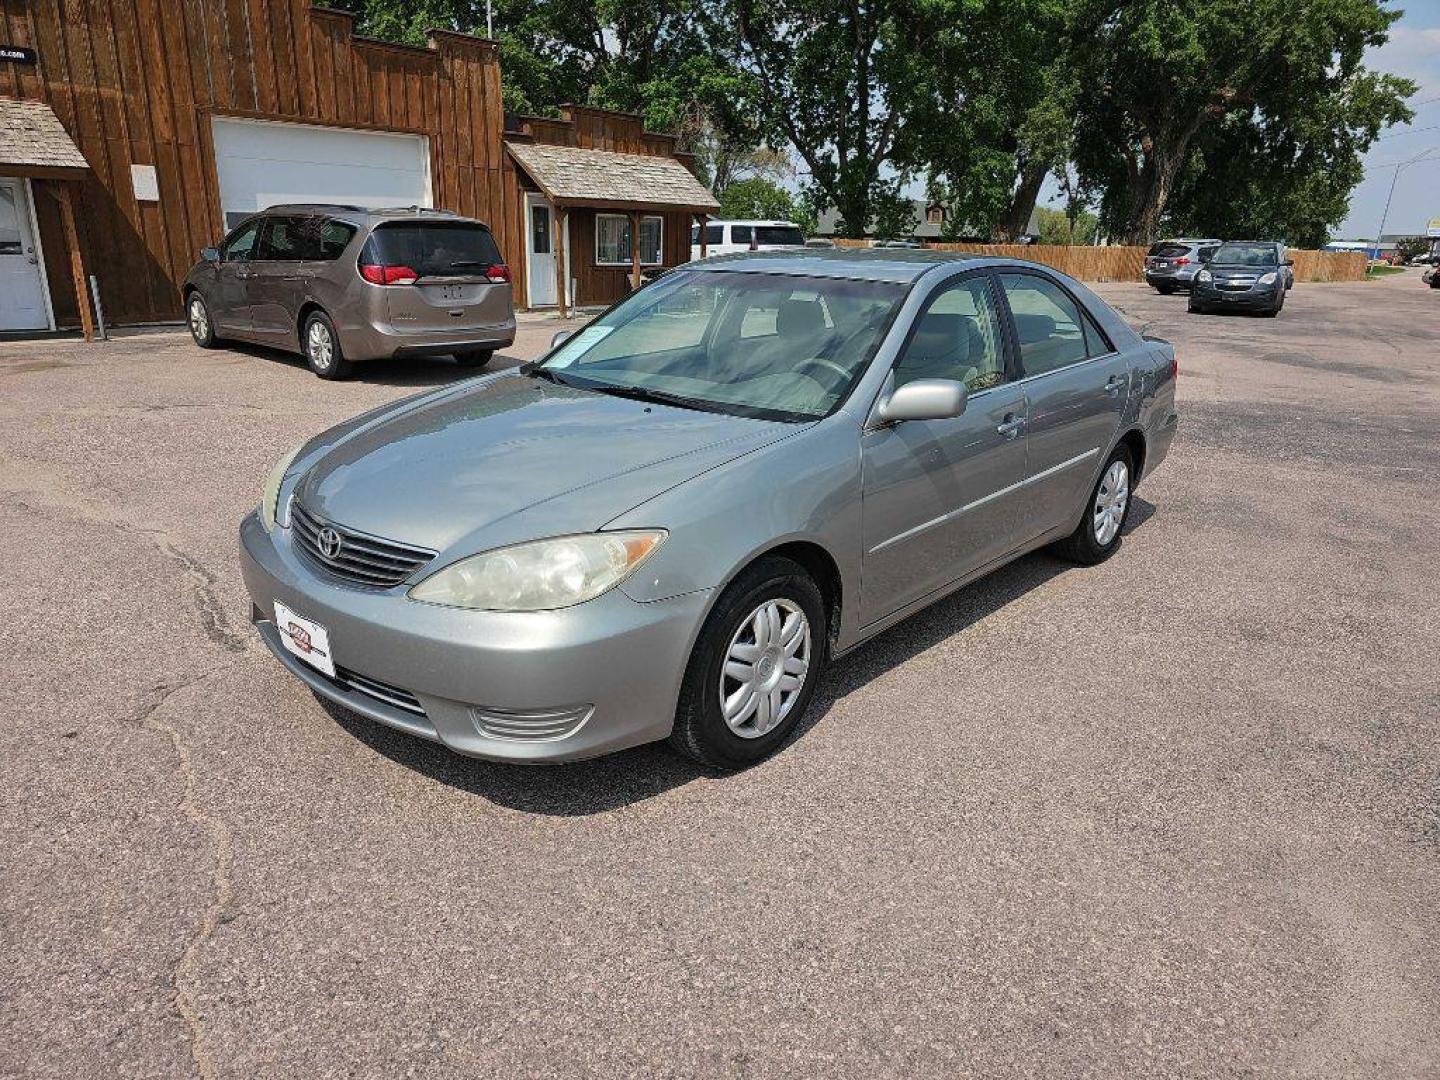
left=360, top=264, right=420, bottom=285
left=485, top=264, right=512, bottom=283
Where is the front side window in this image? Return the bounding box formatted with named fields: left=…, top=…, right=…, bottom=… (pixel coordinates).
left=1212, top=242, right=1279, bottom=266
left=220, top=219, right=261, bottom=262
left=893, top=276, right=1007, bottom=393
left=596, top=214, right=663, bottom=266
left=999, top=272, right=1090, bottom=378
left=537, top=270, right=905, bottom=421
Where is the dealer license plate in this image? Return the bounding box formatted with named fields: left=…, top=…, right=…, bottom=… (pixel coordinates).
left=274, top=600, right=336, bottom=678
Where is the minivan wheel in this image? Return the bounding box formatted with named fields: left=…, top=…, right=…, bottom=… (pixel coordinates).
left=454, top=348, right=493, bottom=368
left=187, top=293, right=218, bottom=348
left=1052, top=446, right=1133, bottom=566
left=669, top=556, right=827, bottom=769
left=303, top=311, right=353, bottom=380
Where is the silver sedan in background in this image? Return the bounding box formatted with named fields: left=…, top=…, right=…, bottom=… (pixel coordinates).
left=240, top=250, right=1178, bottom=769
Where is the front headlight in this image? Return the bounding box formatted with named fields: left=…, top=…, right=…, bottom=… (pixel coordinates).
left=260, top=445, right=303, bottom=531
left=1197, top=269, right=1212, bottom=282
left=1258, top=271, right=1278, bottom=285
left=409, top=531, right=667, bottom=611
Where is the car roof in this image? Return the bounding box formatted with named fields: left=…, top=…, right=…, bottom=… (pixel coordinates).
left=703, top=219, right=801, bottom=227
left=689, top=247, right=987, bottom=283
left=258, top=203, right=488, bottom=226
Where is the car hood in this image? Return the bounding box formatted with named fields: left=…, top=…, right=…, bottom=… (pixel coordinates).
left=1205, top=262, right=1276, bottom=275
left=292, top=372, right=797, bottom=554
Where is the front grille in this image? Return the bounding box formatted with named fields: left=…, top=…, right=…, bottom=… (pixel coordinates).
left=291, top=503, right=436, bottom=588
left=335, top=665, right=427, bottom=716
left=1216, top=277, right=1257, bottom=291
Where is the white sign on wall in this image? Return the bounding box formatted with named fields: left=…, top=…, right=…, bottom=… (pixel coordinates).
left=130, top=164, right=159, bottom=203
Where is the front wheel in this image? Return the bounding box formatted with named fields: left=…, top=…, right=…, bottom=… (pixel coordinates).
left=303, top=311, right=353, bottom=380
left=1187, top=298, right=1207, bottom=314
left=187, top=292, right=218, bottom=348
left=669, top=557, right=827, bottom=769
left=1052, top=446, right=1133, bottom=565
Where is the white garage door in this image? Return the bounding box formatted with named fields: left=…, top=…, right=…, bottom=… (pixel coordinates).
left=211, top=117, right=431, bottom=230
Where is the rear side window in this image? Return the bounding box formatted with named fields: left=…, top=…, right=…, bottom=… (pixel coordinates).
left=754, top=225, right=804, bottom=246
left=998, top=272, right=1090, bottom=377
left=1198, top=245, right=1219, bottom=262
left=361, top=222, right=503, bottom=277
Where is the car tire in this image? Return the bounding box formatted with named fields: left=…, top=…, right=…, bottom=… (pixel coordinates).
left=1263, top=292, right=1284, bottom=318
left=454, top=348, right=493, bottom=368
left=1187, top=297, right=1207, bottom=314
left=1052, top=445, right=1134, bottom=566
left=186, top=292, right=218, bottom=348
left=669, top=556, right=828, bottom=770
left=302, top=310, right=353, bottom=380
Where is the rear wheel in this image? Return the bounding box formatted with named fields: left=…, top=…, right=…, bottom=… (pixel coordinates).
left=187, top=292, right=218, bottom=348
left=669, top=557, right=827, bottom=769
left=453, top=348, right=493, bottom=368
left=1156, top=284, right=1175, bottom=295
left=302, top=311, right=353, bottom=380
left=1052, top=446, right=1133, bottom=565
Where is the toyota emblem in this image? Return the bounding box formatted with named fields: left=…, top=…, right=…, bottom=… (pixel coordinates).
left=316, top=526, right=343, bottom=560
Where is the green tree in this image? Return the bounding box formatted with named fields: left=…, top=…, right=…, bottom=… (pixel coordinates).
left=724, top=0, right=960, bottom=238
left=717, top=177, right=797, bottom=219
left=1071, top=0, right=1414, bottom=245
left=1035, top=205, right=1098, bottom=245
left=1394, top=236, right=1432, bottom=263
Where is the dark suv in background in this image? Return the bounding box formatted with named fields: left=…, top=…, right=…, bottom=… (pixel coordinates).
left=183, top=205, right=516, bottom=379
left=1188, top=241, right=1294, bottom=317
left=1144, top=238, right=1221, bottom=294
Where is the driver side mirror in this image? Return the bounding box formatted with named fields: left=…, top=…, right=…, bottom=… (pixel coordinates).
left=201, top=246, right=220, bottom=263
left=550, top=329, right=574, bottom=349
left=877, top=379, right=968, bottom=424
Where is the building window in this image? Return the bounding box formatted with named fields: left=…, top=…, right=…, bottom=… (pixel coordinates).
left=596, top=214, right=663, bottom=267
left=927, top=204, right=944, bottom=225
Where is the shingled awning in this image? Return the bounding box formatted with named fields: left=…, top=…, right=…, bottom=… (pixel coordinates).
left=0, top=97, right=89, bottom=178
left=504, top=140, right=719, bottom=213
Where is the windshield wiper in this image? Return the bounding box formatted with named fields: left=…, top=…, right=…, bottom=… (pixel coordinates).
left=525, top=365, right=572, bottom=385
left=578, top=381, right=708, bottom=412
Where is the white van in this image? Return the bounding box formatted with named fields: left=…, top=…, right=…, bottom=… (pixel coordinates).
left=690, top=220, right=806, bottom=260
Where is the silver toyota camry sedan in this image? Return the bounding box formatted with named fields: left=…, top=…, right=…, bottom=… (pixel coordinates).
left=240, top=250, right=1178, bottom=768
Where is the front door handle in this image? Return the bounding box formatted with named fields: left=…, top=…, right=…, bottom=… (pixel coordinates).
left=996, top=414, right=1025, bottom=439
left=1105, top=375, right=1126, bottom=396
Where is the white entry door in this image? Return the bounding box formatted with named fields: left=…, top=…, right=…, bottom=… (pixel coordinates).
left=526, top=195, right=557, bottom=307
left=0, top=178, right=51, bottom=331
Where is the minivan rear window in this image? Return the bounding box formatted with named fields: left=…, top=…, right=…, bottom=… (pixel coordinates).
left=1148, top=243, right=1190, bottom=258
left=361, top=222, right=503, bottom=277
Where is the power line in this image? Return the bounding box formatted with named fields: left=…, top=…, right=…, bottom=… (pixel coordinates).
left=1376, top=121, right=1440, bottom=141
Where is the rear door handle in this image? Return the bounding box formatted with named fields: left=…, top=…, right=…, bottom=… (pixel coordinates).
left=996, top=415, right=1025, bottom=439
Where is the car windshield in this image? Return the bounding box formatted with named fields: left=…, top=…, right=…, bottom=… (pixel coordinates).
left=361, top=222, right=503, bottom=276
left=536, top=270, right=907, bottom=421
left=1212, top=243, right=1278, bottom=266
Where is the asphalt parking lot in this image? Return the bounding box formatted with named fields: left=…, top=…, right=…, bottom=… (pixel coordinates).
left=3, top=270, right=1438, bottom=1078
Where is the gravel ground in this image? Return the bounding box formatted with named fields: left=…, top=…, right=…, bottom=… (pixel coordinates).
left=2, top=271, right=1437, bottom=1079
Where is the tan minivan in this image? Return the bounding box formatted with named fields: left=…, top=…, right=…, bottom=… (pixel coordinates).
left=182, top=205, right=515, bottom=379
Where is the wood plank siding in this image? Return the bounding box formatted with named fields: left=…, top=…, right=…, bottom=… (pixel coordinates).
left=0, top=0, right=709, bottom=326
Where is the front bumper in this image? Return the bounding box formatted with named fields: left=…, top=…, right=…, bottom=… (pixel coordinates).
left=239, top=512, right=712, bottom=761
left=1192, top=281, right=1280, bottom=309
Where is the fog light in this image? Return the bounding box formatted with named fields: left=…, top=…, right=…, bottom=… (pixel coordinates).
left=470, top=704, right=593, bottom=742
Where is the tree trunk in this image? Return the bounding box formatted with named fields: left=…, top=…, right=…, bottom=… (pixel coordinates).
left=1123, top=140, right=1188, bottom=245
left=997, top=164, right=1047, bottom=242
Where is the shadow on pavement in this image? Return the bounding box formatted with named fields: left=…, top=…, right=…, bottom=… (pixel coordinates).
left=217, top=339, right=524, bottom=388
left=322, top=498, right=1158, bottom=817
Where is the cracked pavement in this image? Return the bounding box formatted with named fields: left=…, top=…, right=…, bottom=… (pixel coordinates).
left=1, top=273, right=1438, bottom=1078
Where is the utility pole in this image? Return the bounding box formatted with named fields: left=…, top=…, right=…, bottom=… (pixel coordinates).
left=1371, top=147, right=1438, bottom=260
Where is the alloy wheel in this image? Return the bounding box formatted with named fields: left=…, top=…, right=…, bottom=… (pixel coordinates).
left=189, top=297, right=208, bottom=341
left=307, top=320, right=334, bottom=370
left=719, top=598, right=811, bottom=738
left=1093, top=459, right=1130, bottom=546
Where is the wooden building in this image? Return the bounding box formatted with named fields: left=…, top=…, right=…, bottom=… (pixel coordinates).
left=0, top=0, right=717, bottom=336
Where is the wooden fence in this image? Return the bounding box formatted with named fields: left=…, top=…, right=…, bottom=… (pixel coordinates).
left=831, top=239, right=1367, bottom=283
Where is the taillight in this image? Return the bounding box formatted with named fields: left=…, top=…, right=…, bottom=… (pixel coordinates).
left=1173, top=257, right=1190, bottom=266
left=359, top=264, right=419, bottom=285
left=485, top=264, right=511, bottom=283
